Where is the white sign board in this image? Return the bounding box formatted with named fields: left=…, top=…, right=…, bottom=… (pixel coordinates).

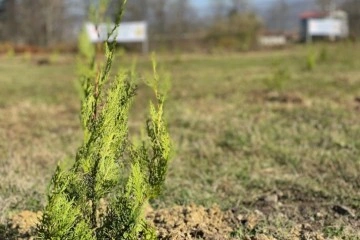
left=308, top=18, right=342, bottom=36
left=85, top=21, right=147, bottom=43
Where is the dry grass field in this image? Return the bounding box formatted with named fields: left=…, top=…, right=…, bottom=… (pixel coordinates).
left=0, top=43, right=359, bottom=239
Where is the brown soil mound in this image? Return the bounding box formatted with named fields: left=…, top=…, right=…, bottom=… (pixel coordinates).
left=3, top=205, right=237, bottom=240
left=1, top=211, right=42, bottom=240
left=146, top=204, right=234, bottom=239
left=2, top=201, right=355, bottom=240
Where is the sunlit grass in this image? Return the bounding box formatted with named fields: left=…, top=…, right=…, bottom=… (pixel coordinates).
left=0, top=43, right=359, bottom=237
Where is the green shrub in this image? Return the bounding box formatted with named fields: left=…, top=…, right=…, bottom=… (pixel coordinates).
left=50, top=50, right=60, bottom=64
left=264, top=64, right=291, bottom=92
left=37, top=1, right=171, bottom=239
left=318, top=46, right=329, bottom=63
left=206, top=12, right=262, bottom=51
left=323, top=225, right=346, bottom=238
left=6, top=47, right=15, bottom=59
left=305, top=48, right=318, bottom=71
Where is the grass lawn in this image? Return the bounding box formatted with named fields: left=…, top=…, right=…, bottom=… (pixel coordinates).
left=0, top=43, right=359, bottom=239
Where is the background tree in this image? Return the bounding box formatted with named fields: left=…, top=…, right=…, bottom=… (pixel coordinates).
left=0, top=0, right=17, bottom=43
left=0, top=0, right=68, bottom=46
left=207, top=11, right=262, bottom=51
left=229, top=0, right=249, bottom=14
left=148, top=0, right=167, bottom=35
left=122, top=0, right=147, bottom=21
left=267, top=0, right=289, bottom=32
left=342, top=0, right=360, bottom=37
left=316, top=0, right=334, bottom=12
left=166, top=0, right=195, bottom=37
left=210, top=0, right=228, bottom=20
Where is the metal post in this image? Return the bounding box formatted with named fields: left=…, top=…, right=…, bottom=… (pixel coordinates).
left=306, top=19, right=312, bottom=44
left=142, top=39, right=149, bottom=55
left=142, top=21, right=149, bottom=54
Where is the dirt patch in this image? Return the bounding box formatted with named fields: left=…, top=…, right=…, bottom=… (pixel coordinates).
left=146, top=204, right=234, bottom=239
left=3, top=199, right=358, bottom=240
left=1, top=188, right=359, bottom=239
left=355, top=96, right=360, bottom=111
left=249, top=90, right=304, bottom=105
left=0, top=211, right=41, bottom=240
left=2, top=205, right=237, bottom=240
left=264, top=92, right=303, bottom=104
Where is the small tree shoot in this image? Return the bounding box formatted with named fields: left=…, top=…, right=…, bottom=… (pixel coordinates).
left=37, top=1, right=171, bottom=239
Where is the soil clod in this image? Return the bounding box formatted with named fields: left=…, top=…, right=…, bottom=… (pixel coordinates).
left=332, top=205, right=356, bottom=217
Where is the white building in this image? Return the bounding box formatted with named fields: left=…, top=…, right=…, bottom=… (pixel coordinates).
left=300, top=10, right=349, bottom=42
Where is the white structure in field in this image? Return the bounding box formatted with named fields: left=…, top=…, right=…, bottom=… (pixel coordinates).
left=300, top=10, right=349, bottom=42
left=85, top=21, right=148, bottom=53
left=259, top=35, right=287, bottom=47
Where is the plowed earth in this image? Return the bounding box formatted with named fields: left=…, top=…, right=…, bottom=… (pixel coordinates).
left=2, top=191, right=358, bottom=240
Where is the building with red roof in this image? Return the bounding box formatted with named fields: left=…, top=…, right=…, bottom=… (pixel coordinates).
left=300, top=10, right=349, bottom=42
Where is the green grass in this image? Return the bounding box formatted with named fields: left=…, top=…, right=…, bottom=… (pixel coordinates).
left=0, top=44, right=359, bottom=238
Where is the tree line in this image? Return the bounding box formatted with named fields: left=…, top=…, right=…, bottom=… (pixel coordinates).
left=0, top=0, right=359, bottom=49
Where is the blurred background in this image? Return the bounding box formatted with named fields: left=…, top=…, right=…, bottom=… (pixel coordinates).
left=0, top=0, right=359, bottom=52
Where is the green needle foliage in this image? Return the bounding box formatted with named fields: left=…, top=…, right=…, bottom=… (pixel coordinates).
left=305, top=48, right=318, bottom=71
left=37, top=1, right=171, bottom=239
left=264, top=64, right=291, bottom=93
